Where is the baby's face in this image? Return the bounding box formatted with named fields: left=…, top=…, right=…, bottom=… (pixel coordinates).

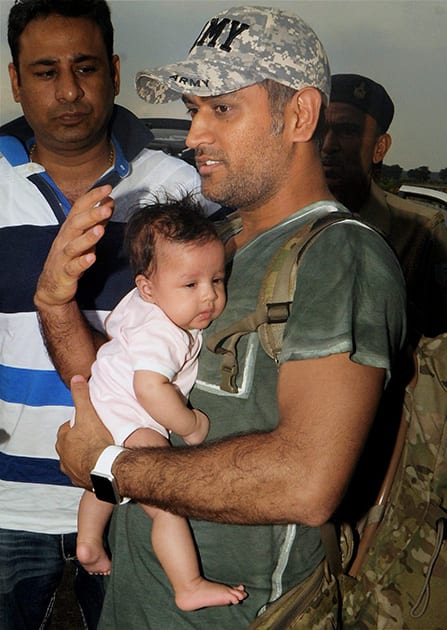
left=145, top=238, right=226, bottom=331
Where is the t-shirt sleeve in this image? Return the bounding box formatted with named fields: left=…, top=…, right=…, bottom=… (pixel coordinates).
left=126, top=322, right=189, bottom=381
left=280, top=221, right=407, bottom=378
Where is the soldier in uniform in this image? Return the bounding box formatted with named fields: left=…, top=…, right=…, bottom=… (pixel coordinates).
left=322, top=73, right=447, bottom=339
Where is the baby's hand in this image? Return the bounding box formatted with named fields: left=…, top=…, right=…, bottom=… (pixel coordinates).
left=183, top=409, right=210, bottom=445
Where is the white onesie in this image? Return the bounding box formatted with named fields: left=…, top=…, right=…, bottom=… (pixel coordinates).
left=89, top=288, right=202, bottom=445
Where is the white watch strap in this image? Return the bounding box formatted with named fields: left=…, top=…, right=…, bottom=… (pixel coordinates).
left=93, top=445, right=130, bottom=505
left=93, top=445, right=127, bottom=474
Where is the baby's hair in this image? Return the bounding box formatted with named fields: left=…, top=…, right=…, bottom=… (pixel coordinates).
left=125, top=192, right=221, bottom=277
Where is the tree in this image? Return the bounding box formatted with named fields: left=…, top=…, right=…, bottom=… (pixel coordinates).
left=439, top=168, right=447, bottom=183
left=382, top=164, right=403, bottom=181
left=379, top=163, right=403, bottom=192
left=406, top=166, right=431, bottom=183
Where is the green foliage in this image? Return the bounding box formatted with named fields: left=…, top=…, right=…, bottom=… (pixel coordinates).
left=382, top=163, right=403, bottom=181
left=407, top=165, right=431, bottom=183
left=380, top=164, right=403, bottom=192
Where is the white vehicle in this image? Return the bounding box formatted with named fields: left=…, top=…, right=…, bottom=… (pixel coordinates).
left=398, top=184, right=447, bottom=214
left=141, top=117, right=194, bottom=165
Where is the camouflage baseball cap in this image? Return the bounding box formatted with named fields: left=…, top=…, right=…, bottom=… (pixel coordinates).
left=135, top=5, right=330, bottom=104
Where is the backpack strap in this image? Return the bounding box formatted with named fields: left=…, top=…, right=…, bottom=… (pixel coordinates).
left=207, top=211, right=354, bottom=393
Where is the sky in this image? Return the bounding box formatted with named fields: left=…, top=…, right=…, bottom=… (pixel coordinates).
left=0, top=0, right=446, bottom=171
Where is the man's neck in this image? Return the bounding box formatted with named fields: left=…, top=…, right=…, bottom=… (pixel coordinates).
left=30, top=137, right=114, bottom=204
left=234, top=159, right=334, bottom=249
left=331, top=177, right=371, bottom=214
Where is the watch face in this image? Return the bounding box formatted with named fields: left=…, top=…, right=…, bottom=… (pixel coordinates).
left=90, top=473, right=121, bottom=504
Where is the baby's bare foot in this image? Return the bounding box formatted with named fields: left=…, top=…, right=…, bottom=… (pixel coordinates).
left=77, top=540, right=111, bottom=575
left=175, top=580, right=247, bottom=611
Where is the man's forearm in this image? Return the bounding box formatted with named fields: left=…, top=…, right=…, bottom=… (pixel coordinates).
left=113, top=430, right=313, bottom=526
left=33, top=186, right=114, bottom=383
left=112, top=356, right=384, bottom=527
left=37, top=300, right=104, bottom=385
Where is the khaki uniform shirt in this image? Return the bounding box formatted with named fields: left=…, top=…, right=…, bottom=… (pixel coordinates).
left=360, top=181, right=447, bottom=337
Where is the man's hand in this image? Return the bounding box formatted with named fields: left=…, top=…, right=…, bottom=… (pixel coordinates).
left=56, top=375, right=114, bottom=489
left=35, top=185, right=114, bottom=309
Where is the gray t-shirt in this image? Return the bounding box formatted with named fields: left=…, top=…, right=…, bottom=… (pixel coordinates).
left=100, top=202, right=406, bottom=629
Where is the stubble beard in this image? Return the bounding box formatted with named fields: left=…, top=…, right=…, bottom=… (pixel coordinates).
left=201, top=151, right=285, bottom=211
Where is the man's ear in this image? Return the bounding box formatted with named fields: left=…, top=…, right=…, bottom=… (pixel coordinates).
left=8, top=63, right=21, bottom=103
left=288, top=87, right=323, bottom=143
left=372, top=132, right=392, bottom=164
left=135, top=274, right=154, bottom=303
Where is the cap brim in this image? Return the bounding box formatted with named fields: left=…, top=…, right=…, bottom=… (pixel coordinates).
left=136, top=58, right=259, bottom=104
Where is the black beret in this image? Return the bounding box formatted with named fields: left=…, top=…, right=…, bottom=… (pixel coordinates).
left=330, top=74, right=394, bottom=133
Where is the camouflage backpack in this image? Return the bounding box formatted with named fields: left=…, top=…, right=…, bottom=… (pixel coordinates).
left=341, top=334, right=447, bottom=629
left=209, top=214, right=447, bottom=628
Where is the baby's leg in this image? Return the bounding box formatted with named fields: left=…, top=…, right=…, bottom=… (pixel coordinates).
left=142, top=504, right=247, bottom=611
left=76, top=428, right=164, bottom=576
left=127, top=428, right=247, bottom=610
left=76, top=490, right=113, bottom=575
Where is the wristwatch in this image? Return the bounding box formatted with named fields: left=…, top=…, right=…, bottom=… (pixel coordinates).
left=90, top=445, right=130, bottom=505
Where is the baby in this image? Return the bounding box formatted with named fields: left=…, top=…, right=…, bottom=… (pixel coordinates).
left=75, top=195, right=246, bottom=610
